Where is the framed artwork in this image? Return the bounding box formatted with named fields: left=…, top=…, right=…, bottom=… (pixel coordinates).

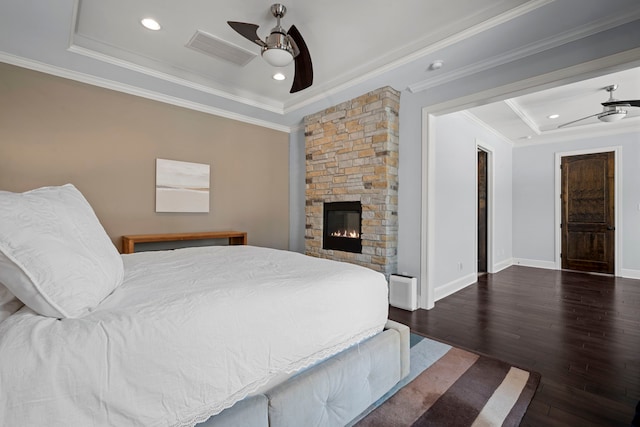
left=155, top=158, right=210, bottom=213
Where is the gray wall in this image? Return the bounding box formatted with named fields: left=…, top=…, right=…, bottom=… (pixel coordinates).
left=513, top=131, right=640, bottom=276
left=289, top=126, right=306, bottom=253
left=396, top=94, right=424, bottom=280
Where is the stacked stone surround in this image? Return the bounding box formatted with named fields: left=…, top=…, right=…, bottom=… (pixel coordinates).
left=304, top=86, right=399, bottom=277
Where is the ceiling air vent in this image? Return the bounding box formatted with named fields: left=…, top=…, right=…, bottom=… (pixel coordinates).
left=186, top=30, right=257, bottom=66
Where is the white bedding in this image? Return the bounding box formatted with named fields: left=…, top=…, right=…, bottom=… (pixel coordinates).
left=0, top=245, right=388, bottom=427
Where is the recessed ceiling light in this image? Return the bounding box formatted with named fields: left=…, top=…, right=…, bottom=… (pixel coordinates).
left=141, top=18, right=161, bottom=31
left=273, top=72, right=286, bottom=81
left=548, top=114, right=560, bottom=119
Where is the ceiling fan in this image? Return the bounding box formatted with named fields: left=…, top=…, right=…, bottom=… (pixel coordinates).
left=558, top=84, right=640, bottom=128
left=228, top=3, right=313, bottom=94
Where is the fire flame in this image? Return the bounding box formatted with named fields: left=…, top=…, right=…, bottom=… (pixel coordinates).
left=330, top=229, right=360, bottom=239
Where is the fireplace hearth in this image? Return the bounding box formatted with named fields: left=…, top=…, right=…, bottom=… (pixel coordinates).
left=323, top=201, right=362, bottom=253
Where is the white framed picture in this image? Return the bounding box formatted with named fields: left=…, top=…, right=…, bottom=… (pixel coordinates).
left=155, top=158, right=210, bottom=213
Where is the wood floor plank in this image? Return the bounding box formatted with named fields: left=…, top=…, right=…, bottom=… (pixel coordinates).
left=389, top=266, right=640, bottom=427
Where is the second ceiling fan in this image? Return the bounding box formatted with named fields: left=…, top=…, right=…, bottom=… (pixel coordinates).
left=558, top=84, right=640, bottom=128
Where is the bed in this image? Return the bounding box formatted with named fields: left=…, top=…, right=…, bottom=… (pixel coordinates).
left=0, top=184, right=409, bottom=427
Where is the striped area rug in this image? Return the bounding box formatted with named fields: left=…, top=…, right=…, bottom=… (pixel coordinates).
left=351, top=334, right=540, bottom=427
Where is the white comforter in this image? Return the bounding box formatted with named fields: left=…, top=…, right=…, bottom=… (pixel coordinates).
left=0, top=246, right=388, bottom=426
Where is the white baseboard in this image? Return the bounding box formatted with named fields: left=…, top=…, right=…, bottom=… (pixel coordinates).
left=621, top=269, right=640, bottom=280
left=491, top=258, right=513, bottom=273
left=510, top=260, right=640, bottom=279
left=434, top=272, right=478, bottom=302
left=512, top=258, right=557, bottom=270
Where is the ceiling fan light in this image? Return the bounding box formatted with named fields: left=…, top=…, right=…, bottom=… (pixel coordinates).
left=599, top=110, right=627, bottom=122
left=262, top=48, right=293, bottom=67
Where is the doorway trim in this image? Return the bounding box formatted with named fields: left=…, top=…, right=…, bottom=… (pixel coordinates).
left=476, top=140, right=495, bottom=274
left=420, top=114, right=436, bottom=309
left=554, top=147, right=622, bottom=276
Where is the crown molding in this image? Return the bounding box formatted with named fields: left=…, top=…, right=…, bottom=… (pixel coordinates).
left=408, top=8, right=640, bottom=93
left=0, top=52, right=292, bottom=134
left=514, top=115, right=640, bottom=147
left=283, top=0, right=554, bottom=114
left=289, top=122, right=306, bottom=132
left=461, top=107, right=640, bottom=148
left=67, top=43, right=284, bottom=115
left=418, top=48, right=640, bottom=119
left=460, top=111, right=514, bottom=146
left=504, top=99, right=541, bottom=135
left=66, top=0, right=284, bottom=116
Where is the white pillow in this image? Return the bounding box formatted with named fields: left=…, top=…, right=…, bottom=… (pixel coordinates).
left=0, top=184, right=124, bottom=318
left=0, top=283, right=23, bottom=323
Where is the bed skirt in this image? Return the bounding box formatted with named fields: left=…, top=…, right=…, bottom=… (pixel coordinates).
left=198, top=320, right=410, bottom=427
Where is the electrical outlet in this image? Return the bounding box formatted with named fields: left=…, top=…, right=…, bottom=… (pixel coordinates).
left=458, top=262, right=463, bottom=271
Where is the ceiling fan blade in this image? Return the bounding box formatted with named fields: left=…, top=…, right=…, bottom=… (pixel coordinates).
left=227, top=21, right=266, bottom=47
left=287, top=25, right=313, bottom=93
left=602, top=99, right=640, bottom=108
left=557, top=112, right=602, bottom=128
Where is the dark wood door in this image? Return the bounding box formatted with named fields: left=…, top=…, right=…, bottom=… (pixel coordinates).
left=477, top=149, right=488, bottom=273
left=561, top=152, right=614, bottom=274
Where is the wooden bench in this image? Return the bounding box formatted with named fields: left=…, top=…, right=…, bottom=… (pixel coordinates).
left=121, top=231, right=247, bottom=254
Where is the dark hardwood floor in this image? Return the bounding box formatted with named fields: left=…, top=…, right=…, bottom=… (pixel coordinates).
left=388, top=266, right=640, bottom=426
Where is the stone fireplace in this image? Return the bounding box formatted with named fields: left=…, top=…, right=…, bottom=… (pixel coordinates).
left=304, top=86, right=399, bottom=277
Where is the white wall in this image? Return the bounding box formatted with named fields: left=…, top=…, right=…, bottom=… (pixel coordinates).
left=397, top=104, right=515, bottom=304
left=431, top=112, right=513, bottom=299
left=513, top=131, right=640, bottom=277
left=433, top=113, right=478, bottom=293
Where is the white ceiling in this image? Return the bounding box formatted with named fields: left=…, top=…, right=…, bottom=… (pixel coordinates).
left=1, top=0, right=640, bottom=139
left=468, top=67, right=640, bottom=145
left=72, top=0, right=531, bottom=107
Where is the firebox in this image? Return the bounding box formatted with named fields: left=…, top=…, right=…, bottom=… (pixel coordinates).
left=323, top=201, right=362, bottom=253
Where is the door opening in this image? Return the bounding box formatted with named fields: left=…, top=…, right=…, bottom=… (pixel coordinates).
left=477, top=148, right=488, bottom=274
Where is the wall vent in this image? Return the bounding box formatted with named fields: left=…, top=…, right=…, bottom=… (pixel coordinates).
left=186, top=30, right=257, bottom=66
